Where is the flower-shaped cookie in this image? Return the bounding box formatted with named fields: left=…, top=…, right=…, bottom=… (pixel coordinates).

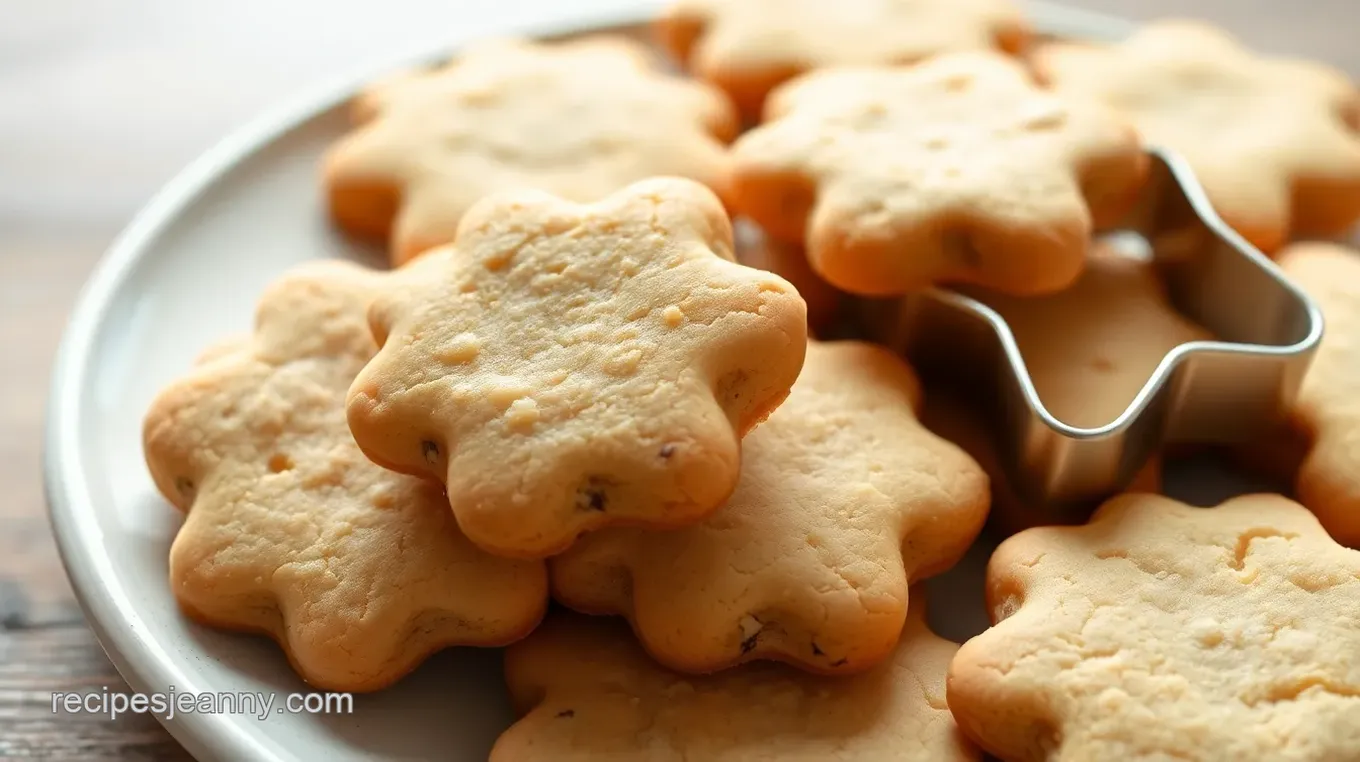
left=1279, top=243, right=1360, bottom=547
left=492, top=595, right=980, bottom=761
left=325, top=36, right=739, bottom=265
left=346, top=178, right=808, bottom=559
left=948, top=493, right=1360, bottom=761
left=1034, top=21, right=1360, bottom=253
left=731, top=52, right=1147, bottom=297
left=551, top=340, right=988, bottom=674
left=142, top=261, right=547, bottom=692
left=657, top=0, right=1030, bottom=119
left=963, top=244, right=1212, bottom=428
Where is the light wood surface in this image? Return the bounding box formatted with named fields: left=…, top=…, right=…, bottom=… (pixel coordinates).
left=1, top=1, right=1355, bottom=758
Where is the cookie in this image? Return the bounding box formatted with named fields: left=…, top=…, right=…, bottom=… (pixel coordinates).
left=730, top=52, right=1147, bottom=297
left=734, top=219, right=843, bottom=332
left=919, top=392, right=1162, bottom=535
left=964, top=244, right=1212, bottom=429
left=550, top=340, right=988, bottom=674
left=346, top=178, right=808, bottom=559
left=948, top=493, right=1360, bottom=761
left=1034, top=20, right=1360, bottom=254
left=657, top=0, right=1031, bottom=120
left=492, top=594, right=980, bottom=761
left=142, top=261, right=547, bottom=692
left=1278, top=243, right=1360, bottom=546
left=324, top=36, right=739, bottom=265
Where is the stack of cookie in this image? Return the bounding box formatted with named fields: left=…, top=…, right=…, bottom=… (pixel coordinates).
left=142, top=1, right=1360, bottom=759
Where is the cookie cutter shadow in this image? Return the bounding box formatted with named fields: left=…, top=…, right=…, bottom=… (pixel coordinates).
left=860, top=149, right=1324, bottom=520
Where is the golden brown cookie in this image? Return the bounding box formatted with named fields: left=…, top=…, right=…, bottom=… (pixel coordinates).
left=325, top=36, right=739, bottom=265
left=734, top=220, right=843, bottom=332
left=550, top=340, right=988, bottom=674
left=1034, top=21, right=1360, bottom=254
left=919, top=392, right=1162, bottom=535
left=730, top=52, right=1147, bottom=297
left=1279, top=243, right=1360, bottom=546
left=964, top=245, right=1212, bottom=429
left=948, top=493, right=1360, bottom=761
left=492, top=594, right=981, bottom=761
left=657, top=0, right=1031, bottom=120
left=142, top=261, right=547, bottom=692
left=346, top=178, right=808, bottom=559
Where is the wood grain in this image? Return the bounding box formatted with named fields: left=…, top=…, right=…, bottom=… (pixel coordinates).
left=2, top=1, right=1355, bottom=759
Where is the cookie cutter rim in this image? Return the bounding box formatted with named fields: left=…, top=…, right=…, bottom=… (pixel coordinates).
left=861, top=147, right=1325, bottom=510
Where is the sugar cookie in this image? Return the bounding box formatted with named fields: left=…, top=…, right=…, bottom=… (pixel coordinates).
left=325, top=36, right=739, bottom=264
left=657, top=0, right=1030, bottom=119
left=1279, top=243, right=1360, bottom=546
left=731, top=53, right=1146, bottom=296
left=493, top=594, right=980, bottom=761
left=142, top=261, right=547, bottom=692
left=1035, top=20, right=1360, bottom=253
left=551, top=340, right=988, bottom=674
left=949, top=493, right=1360, bottom=761
left=346, top=178, right=808, bottom=559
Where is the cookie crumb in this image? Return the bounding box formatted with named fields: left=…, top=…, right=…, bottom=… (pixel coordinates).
left=421, top=440, right=440, bottom=465
left=505, top=398, right=540, bottom=433
left=663, top=305, right=685, bottom=327
left=436, top=333, right=482, bottom=365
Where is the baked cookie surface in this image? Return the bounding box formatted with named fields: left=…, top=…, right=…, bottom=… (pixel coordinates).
left=346, top=178, right=808, bottom=559
left=325, top=36, right=738, bottom=264
left=966, top=245, right=1211, bottom=429
left=948, top=493, right=1360, bottom=761
left=731, top=52, right=1147, bottom=296
left=1035, top=20, right=1360, bottom=253
left=1280, top=243, right=1360, bottom=546
left=142, top=261, right=548, bottom=692
left=493, top=594, right=980, bottom=761
left=550, top=340, right=988, bottom=674
left=657, top=0, right=1030, bottom=119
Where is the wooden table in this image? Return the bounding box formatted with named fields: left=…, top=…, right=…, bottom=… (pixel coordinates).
left=2, top=0, right=1355, bottom=758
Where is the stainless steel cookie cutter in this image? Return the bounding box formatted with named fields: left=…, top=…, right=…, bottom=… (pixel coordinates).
left=859, top=149, right=1324, bottom=518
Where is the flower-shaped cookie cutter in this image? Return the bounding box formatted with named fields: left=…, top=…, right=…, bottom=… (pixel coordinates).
left=861, top=149, right=1324, bottom=517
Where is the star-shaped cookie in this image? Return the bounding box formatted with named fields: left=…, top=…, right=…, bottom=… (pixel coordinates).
left=1034, top=21, right=1360, bottom=253
left=492, top=594, right=981, bottom=761
left=657, top=0, right=1031, bottom=120
left=551, top=340, right=988, bottom=674
left=730, top=52, right=1147, bottom=297
left=324, top=36, right=739, bottom=265
left=963, top=244, right=1211, bottom=428
left=346, top=178, right=808, bottom=559
left=1278, top=243, right=1360, bottom=547
left=142, top=261, right=547, bottom=692
left=948, top=493, right=1360, bottom=761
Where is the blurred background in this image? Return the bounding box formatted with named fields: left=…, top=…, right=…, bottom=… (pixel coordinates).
left=2, top=0, right=1356, bottom=758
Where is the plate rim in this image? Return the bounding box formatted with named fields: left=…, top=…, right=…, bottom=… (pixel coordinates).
left=42, top=2, right=1134, bottom=760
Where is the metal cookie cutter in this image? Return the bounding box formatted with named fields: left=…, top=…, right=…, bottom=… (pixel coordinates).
left=859, top=149, right=1324, bottom=518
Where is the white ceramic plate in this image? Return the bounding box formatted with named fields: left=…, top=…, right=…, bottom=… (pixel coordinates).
left=45, top=3, right=1224, bottom=760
